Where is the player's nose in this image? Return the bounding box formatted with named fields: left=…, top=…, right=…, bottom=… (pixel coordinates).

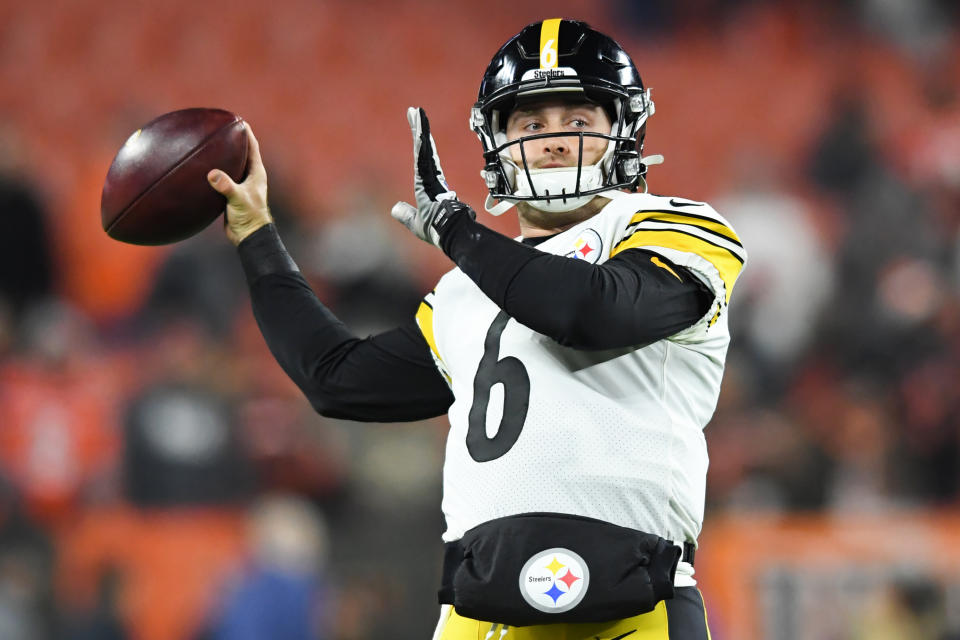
left=540, top=129, right=577, bottom=157
left=542, top=138, right=569, bottom=155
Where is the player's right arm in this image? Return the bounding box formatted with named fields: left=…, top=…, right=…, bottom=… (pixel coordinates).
left=238, top=225, right=453, bottom=421
left=209, top=125, right=454, bottom=422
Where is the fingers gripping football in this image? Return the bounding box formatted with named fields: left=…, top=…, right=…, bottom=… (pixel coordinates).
left=208, top=124, right=273, bottom=246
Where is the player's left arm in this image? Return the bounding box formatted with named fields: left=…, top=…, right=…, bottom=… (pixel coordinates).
left=391, top=107, right=712, bottom=350
left=437, top=217, right=713, bottom=349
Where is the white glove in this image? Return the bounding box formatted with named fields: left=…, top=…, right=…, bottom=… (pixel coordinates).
left=391, top=107, right=469, bottom=248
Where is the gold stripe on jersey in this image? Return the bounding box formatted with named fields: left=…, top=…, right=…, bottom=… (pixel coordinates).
left=612, top=210, right=745, bottom=303
left=417, top=292, right=452, bottom=385
left=704, top=599, right=714, bottom=640
left=636, top=211, right=742, bottom=245
left=650, top=255, right=682, bottom=281
left=709, top=301, right=722, bottom=327
left=612, top=230, right=743, bottom=303
left=416, top=300, right=440, bottom=360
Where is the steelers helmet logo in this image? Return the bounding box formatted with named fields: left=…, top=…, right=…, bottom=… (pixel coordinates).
left=567, top=229, right=602, bottom=264
left=519, top=548, right=590, bottom=614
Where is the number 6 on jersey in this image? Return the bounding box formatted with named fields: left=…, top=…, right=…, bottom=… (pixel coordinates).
left=466, top=311, right=530, bottom=462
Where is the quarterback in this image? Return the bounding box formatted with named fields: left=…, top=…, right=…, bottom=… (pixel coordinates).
left=210, top=19, right=746, bottom=640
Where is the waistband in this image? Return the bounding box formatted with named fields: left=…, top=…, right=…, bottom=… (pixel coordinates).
left=439, top=537, right=696, bottom=605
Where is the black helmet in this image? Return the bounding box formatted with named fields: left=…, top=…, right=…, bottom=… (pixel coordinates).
left=471, top=19, right=657, bottom=215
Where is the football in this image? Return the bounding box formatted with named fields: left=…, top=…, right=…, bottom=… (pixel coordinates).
left=101, top=108, right=248, bottom=245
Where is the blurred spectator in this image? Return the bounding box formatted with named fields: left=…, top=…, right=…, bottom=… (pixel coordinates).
left=847, top=576, right=956, bottom=640
left=123, top=319, right=252, bottom=507
left=136, top=227, right=248, bottom=339
left=809, top=85, right=879, bottom=198
left=0, top=300, right=122, bottom=526
left=238, top=395, right=350, bottom=509
left=57, top=506, right=246, bottom=640
left=611, top=0, right=675, bottom=34
left=718, top=150, right=835, bottom=391
left=822, top=380, right=899, bottom=513
left=123, top=381, right=251, bottom=507
left=199, top=495, right=333, bottom=640
left=0, top=487, right=59, bottom=640
left=0, top=125, right=55, bottom=328
left=302, top=187, right=423, bottom=335
left=859, top=0, right=953, bottom=61
left=707, top=362, right=835, bottom=512
left=62, top=565, right=130, bottom=640
left=137, top=173, right=304, bottom=339
left=894, top=51, right=960, bottom=301
left=0, top=175, right=54, bottom=323
left=612, top=0, right=756, bottom=35
left=892, top=353, right=960, bottom=503
left=899, top=51, right=960, bottom=204
left=808, top=86, right=945, bottom=380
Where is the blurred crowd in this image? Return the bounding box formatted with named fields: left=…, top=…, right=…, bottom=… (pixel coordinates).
left=704, top=3, right=960, bottom=516
left=1, top=0, right=960, bottom=639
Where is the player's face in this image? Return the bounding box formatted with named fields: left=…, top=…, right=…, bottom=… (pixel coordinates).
left=505, top=98, right=612, bottom=170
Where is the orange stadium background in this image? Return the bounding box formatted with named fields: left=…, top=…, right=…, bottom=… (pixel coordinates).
left=0, top=0, right=959, bottom=639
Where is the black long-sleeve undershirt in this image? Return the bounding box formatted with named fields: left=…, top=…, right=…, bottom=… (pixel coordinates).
left=239, top=220, right=712, bottom=422
left=438, top=212, right=712, bottom=350
left=239, top=225, right=452, bottom=422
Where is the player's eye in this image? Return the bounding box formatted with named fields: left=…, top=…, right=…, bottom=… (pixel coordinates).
left=524, top=121, right=543, bottom=132
left=569, top=118, right=589, bottom=128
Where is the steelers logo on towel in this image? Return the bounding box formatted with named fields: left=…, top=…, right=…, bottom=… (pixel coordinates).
left=566, top=229, right=602, bottom=264
left=519, top=548, right=590, bottom=614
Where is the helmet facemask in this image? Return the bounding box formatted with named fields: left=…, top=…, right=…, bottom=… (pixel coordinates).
left=473, top=83, right=656, bottom=216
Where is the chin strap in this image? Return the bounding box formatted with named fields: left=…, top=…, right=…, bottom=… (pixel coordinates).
left=642, top=153, right=664, bottom=168
left=484, top=193, right=518, bottom=216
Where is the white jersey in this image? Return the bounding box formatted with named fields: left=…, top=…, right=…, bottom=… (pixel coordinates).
left=415, top=192, right=746, bottom=547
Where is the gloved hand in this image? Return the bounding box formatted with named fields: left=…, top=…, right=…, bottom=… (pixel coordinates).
left=391, top=107, right=474, bottom=248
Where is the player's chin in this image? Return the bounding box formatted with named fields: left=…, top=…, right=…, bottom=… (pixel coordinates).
left=516, top=201, right=573, bottom=222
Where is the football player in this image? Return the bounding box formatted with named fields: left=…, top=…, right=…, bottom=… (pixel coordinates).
left=210, top=18, right=745, bottom=640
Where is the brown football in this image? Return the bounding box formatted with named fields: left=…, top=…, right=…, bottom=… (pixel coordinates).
left=101, top=108, right=248, bottom=245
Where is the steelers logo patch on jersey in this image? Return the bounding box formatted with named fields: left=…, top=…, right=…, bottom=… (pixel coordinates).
left=519, top=548, right=590, bottom=614
left=566, top=228, right=602, bottom=264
